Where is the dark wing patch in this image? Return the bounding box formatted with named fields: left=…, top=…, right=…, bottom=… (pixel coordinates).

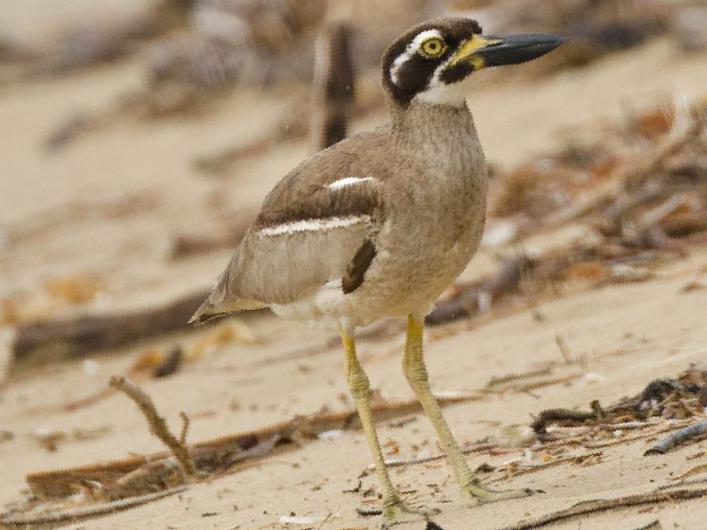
left=342, top=238, right=377, bottom=294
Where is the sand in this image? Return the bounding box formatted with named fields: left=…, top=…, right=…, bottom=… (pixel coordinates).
left=1, top=8, right=707, bottom=529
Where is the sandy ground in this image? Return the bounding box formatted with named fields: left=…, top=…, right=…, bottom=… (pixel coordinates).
left=1, top=8, right=707, bottom=530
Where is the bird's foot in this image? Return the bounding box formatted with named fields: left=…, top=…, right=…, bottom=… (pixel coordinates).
left=462, top=480, right=536, bottom=505
left=380, top=497, right=439, bottom=528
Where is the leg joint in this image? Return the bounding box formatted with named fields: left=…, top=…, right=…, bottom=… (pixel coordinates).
left=348, top=367, right=370, bottom=400
left=403, top=360, right=429, bottom=387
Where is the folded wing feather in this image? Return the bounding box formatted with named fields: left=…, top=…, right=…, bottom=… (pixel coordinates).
left=190, top=137, right=388, bottom=324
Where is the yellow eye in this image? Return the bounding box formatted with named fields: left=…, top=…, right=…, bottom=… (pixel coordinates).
left=420, top=37, right=446, bottom=58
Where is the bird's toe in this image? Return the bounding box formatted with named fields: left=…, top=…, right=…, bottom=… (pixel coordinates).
left=380, top=498, right=439, bottom=528
left=462, top=482, right=538, bottom=505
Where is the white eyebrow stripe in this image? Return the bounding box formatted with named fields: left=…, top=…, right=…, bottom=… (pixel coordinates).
left=259, top=216, right=368, bottom=237
left=409, top=29, right=444, bottom=51
left=328, top=176, right=374, bottom=190
left=390, top=28, right=444, bottom=86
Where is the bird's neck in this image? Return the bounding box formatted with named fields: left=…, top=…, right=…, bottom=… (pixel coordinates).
left=389, top=99, right=485, bottom=174
left=390, top=98, right=476, bottom=144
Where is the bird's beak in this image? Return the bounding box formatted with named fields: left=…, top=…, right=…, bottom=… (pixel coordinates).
left=451, top=33, right=565, bottom=70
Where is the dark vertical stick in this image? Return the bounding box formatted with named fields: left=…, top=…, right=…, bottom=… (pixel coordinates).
left=310, top=20, right=356, bottom=152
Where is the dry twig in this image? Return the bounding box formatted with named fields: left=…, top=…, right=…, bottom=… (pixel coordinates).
left=0, top=487, right=187, bottom=528
left=487, top=452, right=603, bottom=484
left=631, top=521, right=662, bottom=530
left=555, top=335, right=573, bottom=364
left=674, top=462, right=707, bottom=481
left=499, top=488, right=707, bottom=530
left=109, top=376, right=198, bottom=478
left=644, top=420, right=707, bottom=455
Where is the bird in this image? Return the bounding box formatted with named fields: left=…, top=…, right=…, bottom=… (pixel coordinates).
left=191, top=17, right=564, bottom=528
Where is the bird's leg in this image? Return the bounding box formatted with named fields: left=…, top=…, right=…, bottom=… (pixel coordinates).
left=340, top=328, right=434, bottom=527
left=402, top=314, right=533, bottom=504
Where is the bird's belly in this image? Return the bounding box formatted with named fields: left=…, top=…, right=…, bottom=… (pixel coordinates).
left=359, top=218, right=485, bottom=320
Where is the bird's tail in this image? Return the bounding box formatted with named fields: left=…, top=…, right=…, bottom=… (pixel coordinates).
left=189, top=294, right=266, bottom=326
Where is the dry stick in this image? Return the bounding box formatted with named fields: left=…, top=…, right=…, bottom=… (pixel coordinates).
left=673, top=462, right=707, bottom=481
left=109, top=376, right=198, bottom=478
left=584, top=420, right=695, bottom=450
left=0, top=487, right=187, bottom=528
left=515, top=374, right=582, bottom=394
left=631, top=521, right=662, bottom=530
left=487, top=452, right=603, bottom=485
left=554, top=335, right=573, bottom=364
left=644, top=420, right=707, bottom=455
left=542, top=421, right=674, bottom=449
left=659, top=477, right=707, bottom=490
left=498, top=488, right=707, bottom=530
left=179, top=412, right=190, bottom=447
left=549, top=419, right=662, bottom=435
left=486, top=368, right=553, bottom=388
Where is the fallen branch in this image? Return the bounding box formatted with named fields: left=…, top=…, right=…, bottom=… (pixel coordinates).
left=644, top=420, right=707, bottom=455
left=0, top=486, right=187, bottom=528
left=499, top=488, right=707, bottom=530
left=109, top=376, right=198, bottom=478
left=10, top=288, right=210, bottom=367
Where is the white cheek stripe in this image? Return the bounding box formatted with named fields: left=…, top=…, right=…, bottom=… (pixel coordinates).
left=390, top=28, right=443, bottom=86
left=328, top=176, right=374, bottom=190
left=259, top=216, right=367, bottom=237
left=390, top=51, right=412, bottom=86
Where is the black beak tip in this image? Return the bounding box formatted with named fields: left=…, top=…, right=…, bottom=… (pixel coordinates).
left=549, top=34, right=568, bottom=48
left=479, top=33, right=568, bottom=67
left=522, top=33, right=568, bottom=55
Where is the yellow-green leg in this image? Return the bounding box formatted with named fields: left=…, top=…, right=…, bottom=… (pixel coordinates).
left=340, top=328, right=434, bottom=527
left=402, top=314, right=533, bottom=503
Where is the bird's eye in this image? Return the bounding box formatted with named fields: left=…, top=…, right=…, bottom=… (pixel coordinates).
left=420, top=37, right=446, bottom=58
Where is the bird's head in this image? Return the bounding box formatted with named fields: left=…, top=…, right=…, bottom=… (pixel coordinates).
left=382, top=17, right=565, bottom=108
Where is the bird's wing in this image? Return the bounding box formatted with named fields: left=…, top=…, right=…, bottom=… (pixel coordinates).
left=191, top=133, right=390, bottom=323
